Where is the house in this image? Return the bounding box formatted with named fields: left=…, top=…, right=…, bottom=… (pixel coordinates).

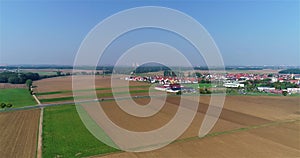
left=223, top=82, right=244, bottom=88
left=289, top=80, right=299, bottom=84
left=271, top=77, right=278, bottom=83
left=257, top=87, right=275, bottom=92
left=287, top=88, right=300, bottom=94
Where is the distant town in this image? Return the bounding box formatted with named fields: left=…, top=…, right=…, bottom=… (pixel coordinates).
left=123, top=69, right=300, bottom=95
left=1, top=65, right=300, bottom=96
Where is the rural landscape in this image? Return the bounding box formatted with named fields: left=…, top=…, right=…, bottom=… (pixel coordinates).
left=0, top=66, right=299, bottom=157
left=1, top=1, right=299, bottom=158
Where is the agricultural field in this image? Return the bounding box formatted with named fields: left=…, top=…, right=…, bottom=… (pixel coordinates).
left=0, top=88, right=37, bottom=108
left=42, top=105, right=118, bottom=158
left=21, top=69, right=58, bottom=76
left=98, top=120, right=300, bottom=158
left=33, top=76, right=148, bottom=93
left=94, top=95, right=300, bottom=157
left=34, top=76, right=163, bottom=103
left=0, top=109, right=40, bottom=158
left=42, top=94, right=300, bottom=157
left=0, top=83, right=26, bottom=89
left=2, top=76, right=298, bottom=157
left=182, top=83, right=215, bottom=89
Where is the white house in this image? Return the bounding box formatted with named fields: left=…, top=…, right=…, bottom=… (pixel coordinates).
left=257, top=87, right=275, bottom=92
left=223, top=82, right=244, bottom=88
left=287, top=88, right=300, bottom=94
left=271, top=77, right=278, bottom=83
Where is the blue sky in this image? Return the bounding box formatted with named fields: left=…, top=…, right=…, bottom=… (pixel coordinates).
left=0, top=0, right=299, bottom=66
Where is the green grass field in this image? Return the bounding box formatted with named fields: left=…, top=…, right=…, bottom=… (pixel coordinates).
left=43, top=105, right=118, bottom=158
left=0, top=88, right=37, bottom=108
left=181, top=83, right=215, bottom=89
left=22, top=70, right=57, bottom=76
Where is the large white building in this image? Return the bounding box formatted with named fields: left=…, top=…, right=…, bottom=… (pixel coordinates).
left=223, top=82, right=244, bottom=88
left=257, top=87, right=275, bottom=92
left=287, top=88, right=300, bottom=94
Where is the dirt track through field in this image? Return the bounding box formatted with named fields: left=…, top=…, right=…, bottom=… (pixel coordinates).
left=0, top=109, right=40, bottom=158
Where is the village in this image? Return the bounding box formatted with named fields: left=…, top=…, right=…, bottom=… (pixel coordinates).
left=123, top=71, right=300, bottom=95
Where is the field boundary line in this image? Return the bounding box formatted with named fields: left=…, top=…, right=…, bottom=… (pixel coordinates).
left=34, top=93, right=43, bottom=158
left=37, top=107, right=43, bottom=158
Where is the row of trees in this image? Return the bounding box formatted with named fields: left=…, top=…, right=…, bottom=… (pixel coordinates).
left=244, top=79, right=299, bottom=90
left=0, top=103, right=13, bottom=110
left=279, top=69, right=300, bottom=74
left=0, top=72, right=40, bottom=84
left=0, top=71, right=71, bottom=84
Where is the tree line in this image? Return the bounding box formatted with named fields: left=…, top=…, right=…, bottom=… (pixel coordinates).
left=279, top=69, right=300, bottom=74
left=0, top=72, right=40, bottom=84
left=0, top=103, right=13, bottom=110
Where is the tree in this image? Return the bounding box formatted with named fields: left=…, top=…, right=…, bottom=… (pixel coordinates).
left=6, top=103, right=12, bottom=108
left=25, top=72, right=40, bottom=80
left=0, top=76, right=8, bottom=83
left=0, top=103, right=6, bottom=109
left=164, top=70, right=170, bottom=77
left=26, top=79, right=33, bottom=90
left=195, top=72, right=202, bottom=78
left=56, top=71, right=62, bottom=76
left=200, top=79, right=206, bottom=83
left=8, top=76, right=20, bottom=84
left=279, top=69, right=300, bottom=74
left=176, top=91, right=182, bottom=95
left=282, top=91, right=288, bottom=96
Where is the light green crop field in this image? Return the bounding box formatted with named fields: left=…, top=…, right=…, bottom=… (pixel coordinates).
left=42, top=105, right=118, bottom=158
left=0, top=88, right=37, bottom=108
left=181, top=83, right=215, bottom=89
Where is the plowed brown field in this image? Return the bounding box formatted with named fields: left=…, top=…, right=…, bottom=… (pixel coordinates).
left=98, top=122, right=300, bottom=158
left=0, top=109, right=40, bottom=158
left=34, top=76, right=149, bottom=93
left=90, top=95, right=300, bottom=158
left=34, top=76, right=153, bottom=103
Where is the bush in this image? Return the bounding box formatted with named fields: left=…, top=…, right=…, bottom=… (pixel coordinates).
left=0, top=103, right=13, bottom=109
left=6, top=103, right=13, bottom=108
left=0, top=103, right=6, bottom=108
left=176, top=91, right=182, bottom=95
left=282, top=91, right=288, bottom=96
left=199, top=88, right=211, bottom=94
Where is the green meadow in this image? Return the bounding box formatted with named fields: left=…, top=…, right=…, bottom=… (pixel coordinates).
left=42, top=105, right=118, bottom=158
left=0, top=88, right=37, bottom=108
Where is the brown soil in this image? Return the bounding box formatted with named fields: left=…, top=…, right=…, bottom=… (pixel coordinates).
left=89, top=95, right=300, bottom=158
left=37, top=87, right=153, bottom=100
left=0, top=109, right=40, bottom=158
left=98, top=121, right=300, bottom=158
left=0, top=83, right=26, bottom=89
left=34, top=76, right=149, bottom=93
